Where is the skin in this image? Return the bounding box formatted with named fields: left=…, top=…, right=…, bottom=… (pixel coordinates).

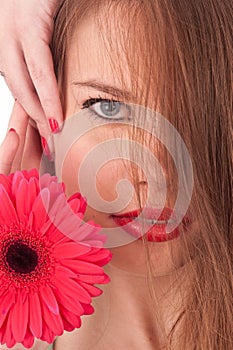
left=53, top=13, right=194, bottom=350
left=0, top=0, right=63, bottom=144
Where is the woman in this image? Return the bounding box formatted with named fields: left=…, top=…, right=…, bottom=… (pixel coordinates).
left=0, top=0, right=232, bottom=349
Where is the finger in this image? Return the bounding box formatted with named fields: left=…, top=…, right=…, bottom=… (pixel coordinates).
left=2, top=42, right=52, bottom=142
left=21, top=121, right=44, bottom=171
left=23, top=123, right=56, bottom=177
left=23, top=39, right=64, bottom=131
left=7, top=100, right=29, bottom=172
left=0, top=129, right=19, bottom=175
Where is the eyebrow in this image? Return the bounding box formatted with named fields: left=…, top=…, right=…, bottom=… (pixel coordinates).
left=72, top=80, right=135, bottom=101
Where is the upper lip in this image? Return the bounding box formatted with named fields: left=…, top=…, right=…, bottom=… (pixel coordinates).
left=111, top=207, right=178, bottom=223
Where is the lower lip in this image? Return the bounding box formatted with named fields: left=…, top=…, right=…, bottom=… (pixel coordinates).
left=112, top=208, right=190, bottom=243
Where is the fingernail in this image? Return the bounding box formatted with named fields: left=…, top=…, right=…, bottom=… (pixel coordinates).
left=8, top=128, right=16, bottom=133
left=41, top=136, right=53, bottom=161
left=49, top=118, right=60, bottom=133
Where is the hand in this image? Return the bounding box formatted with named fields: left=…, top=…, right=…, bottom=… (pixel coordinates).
left=0, top=101, right=43, bottom=176
left=0, top=0, right=63, bottom=150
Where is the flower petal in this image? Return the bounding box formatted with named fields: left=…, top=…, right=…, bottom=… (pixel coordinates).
left=81, top=303, right=95, bottom=315
left=40, top=322, right=55, bottom=343
left=54, top=213, right=84, bottom=239
left=21, top=329, right=35, bottom=349
left=5, top=333, right=16, bottom=348
left=39, top=285, right=59, bottom=315
left=11, top=292, right=29, bottom=342
left=62, top=318, right=75, bottom=332
left=59, top=304, right=82, bottom=329
left=3, top=307, right=15, bottom=348
left=53, top=242, right=91, bottom=259
left=56, top=275, right=92, bottom=304
left=54, top=264, right=77, bottom=278
left=0, top=184, right=18, bottom=224
left=82, top=239, right=106, bottom=248
left=0, top=289, right=15, bottom=328
left=70, top=222, right=101, bottom=241
left=39, top=173, right=58, bottom=189
left=80, top=248, right=112, bottom=264
left=40, top=217, right=56, bottom=236
left=28, top=177, right=39, bottom=204
left=31, top=188, right=50, bottom=231
left=22, top=168, right=39, bottom=181
left=15, top=178, right=30, bottom=220
left=73, top=282, right=92, bottom=303
left=48, top=192, right=68, bottom=219
left=57, top=293, right=84, bottom=315
left=11, top=171, right=24, bottom=200
left=0, top=173, right=11, bottom=195
left=78, top=281, right=103, bottom=297
left=61, top=259, right=105, bottom=274
left=76, top=273, right=109, bottom=284
left=41, top=299, right=63, bottom=336
left=67, top=192, right=87, bottom=214
left=51, top=279, right=84, bottom=315
left=29, top=292, right=42, bottom=338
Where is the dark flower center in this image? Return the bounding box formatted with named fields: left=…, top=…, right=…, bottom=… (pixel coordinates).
left=6, top=242, right=38, bottom=274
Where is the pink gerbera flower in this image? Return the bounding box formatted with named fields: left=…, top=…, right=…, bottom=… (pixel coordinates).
left=0, top=169, right=112, bottom=348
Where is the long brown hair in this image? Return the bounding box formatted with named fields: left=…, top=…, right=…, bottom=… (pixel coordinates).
left=51, top=0, right=233, bottom=348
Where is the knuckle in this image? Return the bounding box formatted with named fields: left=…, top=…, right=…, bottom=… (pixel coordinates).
left=40, top=95, right=55, bottom=109
left=12, top=91, right=28, bottom=107
left=29, top=64, right=46, bottom=83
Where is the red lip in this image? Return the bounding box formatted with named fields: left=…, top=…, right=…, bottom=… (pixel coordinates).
left=111, top=207, right=190, bottom=242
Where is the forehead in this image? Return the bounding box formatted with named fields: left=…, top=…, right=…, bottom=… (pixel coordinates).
left=66, top=3, right=143, bottom=90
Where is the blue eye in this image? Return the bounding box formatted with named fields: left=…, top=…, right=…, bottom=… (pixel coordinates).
left=82, top=98, right=131, bottom=121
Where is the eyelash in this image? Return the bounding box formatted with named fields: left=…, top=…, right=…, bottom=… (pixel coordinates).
left=81, top=96, right=131, bottom=121
left=82, top=96, right=117, bottom=109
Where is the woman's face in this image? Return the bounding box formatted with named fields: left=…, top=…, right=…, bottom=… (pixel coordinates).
left=54, top=10, right=194, bottom=277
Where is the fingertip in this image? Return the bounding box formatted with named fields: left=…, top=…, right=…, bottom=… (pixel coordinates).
left=8, top=127, right=17, bottom=133
left=7, top=127, right=19, bottom=144
left=0, top=127, right=20, bottom=173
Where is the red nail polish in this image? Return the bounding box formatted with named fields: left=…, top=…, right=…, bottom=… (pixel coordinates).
left=8, top=128, right=16, bottom=133
left=49, top=118, right=60, bottom=133
left=41, top=136, right=52, bottom=160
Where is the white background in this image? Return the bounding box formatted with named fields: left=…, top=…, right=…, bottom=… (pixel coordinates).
left=0, top=79, right=14, bottom=144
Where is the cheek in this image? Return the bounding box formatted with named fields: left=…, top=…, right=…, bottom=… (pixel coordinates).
left=59, top=137, right=147, bottom=211
left=57, top=134, right=178, bottom=214
left=60, top=136, right=92, bottom=198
